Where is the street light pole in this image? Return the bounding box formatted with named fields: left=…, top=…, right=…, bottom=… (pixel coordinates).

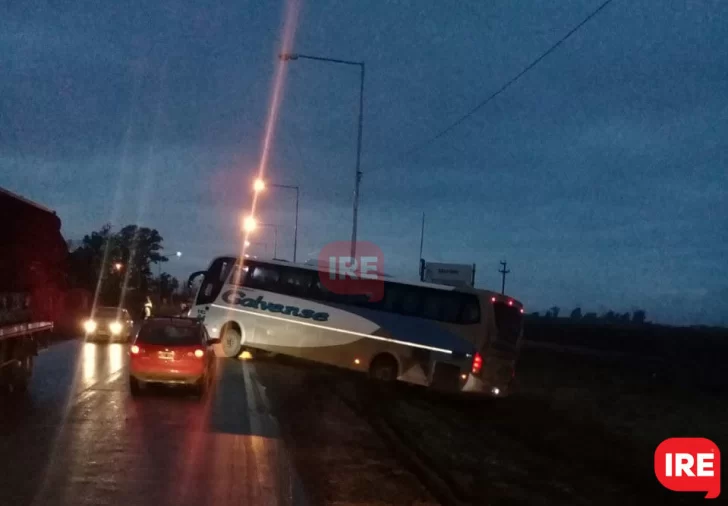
left=280, top=52, right=365, bottom=259
left=293, top=185, right=299, bottom=262
left=157, top=251, right=182, bottom=299
left=351, top=63, right=364, bottom=259
left=259, top=224, right=278, bottom=259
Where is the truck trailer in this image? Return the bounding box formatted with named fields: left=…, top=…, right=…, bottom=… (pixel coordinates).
left=0, top=186, right=68, bottom=393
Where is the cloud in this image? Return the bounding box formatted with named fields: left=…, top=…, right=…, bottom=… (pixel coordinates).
left=2, top=0, right=727, bottom=324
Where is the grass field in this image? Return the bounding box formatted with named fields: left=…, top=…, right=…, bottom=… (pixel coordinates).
left=335, top=325, right=728, bottom=505
left=247, top=320, right=728, bottom=504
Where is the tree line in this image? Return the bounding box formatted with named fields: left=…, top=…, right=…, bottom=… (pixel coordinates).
left=67, top=224, right=184, bottom=314
left=529, top=306, right=647, bottom=324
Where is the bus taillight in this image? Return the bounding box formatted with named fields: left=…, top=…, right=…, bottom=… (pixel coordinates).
left=471, top=352, right=483, bottom=375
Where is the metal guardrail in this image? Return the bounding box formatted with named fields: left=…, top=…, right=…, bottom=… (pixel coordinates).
left=0, top=321, right=54, bottom=340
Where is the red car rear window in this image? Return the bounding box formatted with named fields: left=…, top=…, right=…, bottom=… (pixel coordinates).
left=137, top=322, right=201, bottom=346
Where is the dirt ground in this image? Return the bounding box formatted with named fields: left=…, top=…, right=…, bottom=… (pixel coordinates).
left=515, top=348, right=727, bottom=464
left=255, top=358, right=438, bottom=506
left=254, top=347, right=724, bottom=506
left=362, top=348, right=726, bottom=505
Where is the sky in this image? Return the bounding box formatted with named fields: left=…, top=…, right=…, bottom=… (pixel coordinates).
left=1, top=0, right=727, bottom=325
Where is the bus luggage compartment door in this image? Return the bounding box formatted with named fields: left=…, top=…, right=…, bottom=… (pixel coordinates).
left=430, top=361, right=462, bottom=392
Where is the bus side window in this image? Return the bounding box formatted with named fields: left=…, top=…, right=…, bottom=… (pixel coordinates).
left=279, top=268, right=313, bottom=297
left=310, top=278, right=340, bottom=303
left=422, top=291, right=444, bottom=321
left=381, top=284, right=422, bottom=317
left=423, top=291, right=460, bottom=323
left=248, top=265, right=280, bottom=291
left=459, top=295, right=481, bottom=324
left=308, top=277, right=367, bottom=307
left=381, top=283, right=400, bottom=313
left=400, top=287, right=422, bottom=316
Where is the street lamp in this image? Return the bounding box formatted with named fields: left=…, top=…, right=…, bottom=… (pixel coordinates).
left=253, top=178, right=300, bottom=262
left=279, top=52, right=364, bottom=259
left=243, top=215, right=257, bottom=232
left=114, top=262, right=123, bottom=271
left=253, top=178, right=266, bottom=193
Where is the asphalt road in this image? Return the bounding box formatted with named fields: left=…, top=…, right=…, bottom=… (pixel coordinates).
left=0, top=340, right=309, bottom=506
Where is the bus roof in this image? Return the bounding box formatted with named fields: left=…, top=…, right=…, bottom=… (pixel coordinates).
left=221, top=254, right=523, bottom=304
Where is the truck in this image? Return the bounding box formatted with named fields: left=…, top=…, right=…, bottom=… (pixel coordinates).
left=0, top=186, right=69, bottom=393
left=419, top=259, right=476, bottom=288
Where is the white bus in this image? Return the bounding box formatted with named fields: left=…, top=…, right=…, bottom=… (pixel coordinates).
left=187, top=256, right=524, bottom=395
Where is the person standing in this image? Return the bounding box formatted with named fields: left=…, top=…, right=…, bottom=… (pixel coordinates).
left=143, top=296, right=153, bottom=319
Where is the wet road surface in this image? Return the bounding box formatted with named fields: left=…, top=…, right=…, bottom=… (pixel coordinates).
left=0, top=340, right=308, bottom=506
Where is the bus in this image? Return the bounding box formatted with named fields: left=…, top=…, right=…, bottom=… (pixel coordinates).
left=187, top=256, right=524, bottom=396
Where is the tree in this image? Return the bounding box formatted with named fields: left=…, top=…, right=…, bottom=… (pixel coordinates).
left=570, top=307, right=582, bottom=320
left=157, top=272, right=180, bottom=300
left=67, top=224, right=167, bottom=308
left=632, top=309, right=646, bottom=324
left=620, top=312, right=630, bottom=322
left=68, top=223, right=117, bottom=292
left=116, top=225, right=167, bottom=293
left=549, top=306, right=560, bottom=318
left=583, top=312, right=598, bottom=321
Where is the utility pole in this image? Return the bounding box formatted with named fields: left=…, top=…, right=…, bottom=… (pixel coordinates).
left=498, top=261, right=510, bottom=295
left=418, top=212, right=425, bottom=260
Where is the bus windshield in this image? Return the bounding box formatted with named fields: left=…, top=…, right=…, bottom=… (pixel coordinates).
left=195, top=256, right=236, bottom=305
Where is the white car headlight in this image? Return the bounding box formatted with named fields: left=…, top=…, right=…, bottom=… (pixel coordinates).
left=83, top=320, right=97, bottom=333
left=109, top=321, right=123, bottom=335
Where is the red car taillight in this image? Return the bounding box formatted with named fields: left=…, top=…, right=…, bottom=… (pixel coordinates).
left=130, top=345, right=140, bottom=355
left=194, top=349, right=204, bottom=359
left=471, top=352, right=483, bottom=375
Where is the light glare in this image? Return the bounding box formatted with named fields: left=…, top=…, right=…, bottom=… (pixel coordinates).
left=243, top=216, right=257, bottom=232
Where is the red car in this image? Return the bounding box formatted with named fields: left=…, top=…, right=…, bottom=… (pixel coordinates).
left=128, top=317, right=218, bottom=397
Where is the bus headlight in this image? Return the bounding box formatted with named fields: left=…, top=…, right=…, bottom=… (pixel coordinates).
left=109, top=321, right=123, bottom=335
left=83, top=320, right=97, bottom=333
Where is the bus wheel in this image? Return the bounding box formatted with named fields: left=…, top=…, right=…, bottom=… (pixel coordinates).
left=369, top=355, right=398, bottom=382
left=221, top=327, right=242, bottom=358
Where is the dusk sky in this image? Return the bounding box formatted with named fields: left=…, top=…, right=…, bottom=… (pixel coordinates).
left=2, top=0, right=726, bottom=325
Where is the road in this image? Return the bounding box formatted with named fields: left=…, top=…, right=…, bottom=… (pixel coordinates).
left=0, top=339, right=699, bottom=506
left=0, top=340, right=434, bottom=506
left=0, top=340, right=307, bottom=505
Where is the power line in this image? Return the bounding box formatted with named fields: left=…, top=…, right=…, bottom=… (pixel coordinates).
left=394, top=0, right=617, bottom=164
